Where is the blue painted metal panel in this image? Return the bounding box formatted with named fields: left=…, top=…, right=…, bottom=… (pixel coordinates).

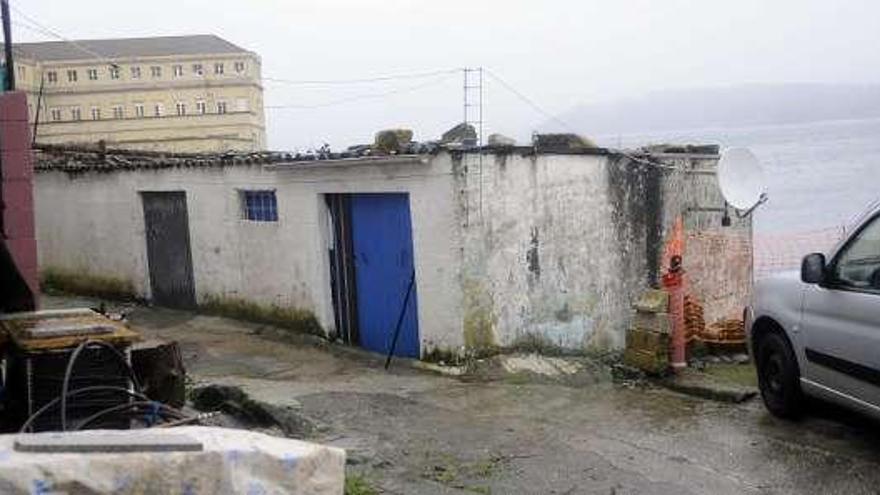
left=350, top=193, right=420, bottom=358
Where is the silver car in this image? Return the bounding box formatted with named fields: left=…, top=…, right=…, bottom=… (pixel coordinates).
left=747, top=204, right=880, bottom=418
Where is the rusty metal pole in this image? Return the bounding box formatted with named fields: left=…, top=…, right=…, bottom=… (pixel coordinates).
left=662, top=256, right=687, bottom=371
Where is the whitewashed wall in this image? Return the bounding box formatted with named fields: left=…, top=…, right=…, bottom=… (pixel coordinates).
left=35, top=149, right=749, bottom=356
left=455, top=152, right=643, bottom=350
left=35, top=156, right=464, bottom=353
left=453, top=150, right=750, bottom=351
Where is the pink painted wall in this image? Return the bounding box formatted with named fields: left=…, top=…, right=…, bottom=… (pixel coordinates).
left=1, top=91, right=38, bottom=306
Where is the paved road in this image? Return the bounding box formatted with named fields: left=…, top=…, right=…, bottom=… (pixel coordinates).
left=47, top=296, right=880, bottom=494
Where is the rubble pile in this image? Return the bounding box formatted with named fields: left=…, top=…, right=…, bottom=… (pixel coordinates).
left=701, top=319, right=746, bottom=343
left=683, top=295, right=705, bottom=342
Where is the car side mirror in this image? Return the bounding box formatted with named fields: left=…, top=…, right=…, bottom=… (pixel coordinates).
left=801, top=253, right=826, bottom=284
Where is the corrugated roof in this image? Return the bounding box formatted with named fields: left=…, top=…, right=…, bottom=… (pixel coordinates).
left=12, top=35, right=249, bottom=62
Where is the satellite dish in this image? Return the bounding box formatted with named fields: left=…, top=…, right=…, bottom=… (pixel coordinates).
left=717, top=147, right=766, bottom=211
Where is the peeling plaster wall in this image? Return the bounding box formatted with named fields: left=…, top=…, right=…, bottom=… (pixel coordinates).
left=454, top=150, right=751, bottom=351
left=35, top=149, right=750, bottom=356
left=35, top=157, right=463, bottom=353
left=454, top=151, right=655, bottom=351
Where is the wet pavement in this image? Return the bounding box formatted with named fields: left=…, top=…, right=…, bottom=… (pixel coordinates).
left=44, top=296, right=880, bottom=494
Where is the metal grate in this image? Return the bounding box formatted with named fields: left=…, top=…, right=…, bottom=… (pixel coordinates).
left=242, top=190, right=278, bottom=222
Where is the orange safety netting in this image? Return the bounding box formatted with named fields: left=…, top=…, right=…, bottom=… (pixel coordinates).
left=753, top=227, right=844, bottom=279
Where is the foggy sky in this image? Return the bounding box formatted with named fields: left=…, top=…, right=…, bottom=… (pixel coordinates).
left=14, top=0, right=880, bottom=150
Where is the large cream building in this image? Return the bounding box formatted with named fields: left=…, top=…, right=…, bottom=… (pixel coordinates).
left=11, top=34, right=265, bottom=152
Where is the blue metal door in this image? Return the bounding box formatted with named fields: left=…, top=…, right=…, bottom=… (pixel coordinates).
left=350, top=193, right=420, bottom=358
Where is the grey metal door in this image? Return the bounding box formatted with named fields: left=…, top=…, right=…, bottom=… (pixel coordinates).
left=142, top=192, right=196, bottom=308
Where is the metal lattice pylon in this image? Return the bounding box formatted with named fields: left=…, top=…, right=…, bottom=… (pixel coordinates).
left=462, top=67, right=484, bottom=225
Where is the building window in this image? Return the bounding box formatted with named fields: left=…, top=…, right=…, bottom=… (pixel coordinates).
left=151, top=66, right=162, bottom=78
left=154, top=103, right=163, bottom=117
left=173, top=64, right=183, bottom=77
left=241, top=190, right=278, bottom=222
left=234, top=61, right=245, bottom=73
left=84, top=68, right=96, bottom=80
left=131, top=66, right=141, bottom=79
left=175, top=102, right=186, bottom=116
left=50, top=108, right=62, bottom=121
left=134, top=103, right=145, bottom=118
left=46, top=71, right=57, bottom=83
left=66, top=70, right=77, bottom=82
left=112, top=105, right=124, bottom=119
left=18, top=65, right=25, bottom=79
left=214, top=62, right=224, bottom=75
left=107, top=66, right=119, bottom=79
left=71, top=107, right=82, bottom=121
left=192, top=63, right=203, bottom=75
left=91, top=107, right=101, bottom=120
left=195, top=100, right=206, bottom=114
left=217, top=101, right=227, bottom=114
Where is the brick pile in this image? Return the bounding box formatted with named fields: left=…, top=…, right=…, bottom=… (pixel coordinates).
left=700, top=319, right=746, bottom=344
left=683, top=295, right=704, bottom=342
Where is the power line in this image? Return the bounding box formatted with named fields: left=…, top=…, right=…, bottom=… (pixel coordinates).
left=265, top=73, right=456, bottom=110
left=484, top=68, right=574, bottom=132
left=263, top=68, right=459, bottom=86
left=9, top=5, right=118, bottom=67
left=11, top=20, right=52, bottom=38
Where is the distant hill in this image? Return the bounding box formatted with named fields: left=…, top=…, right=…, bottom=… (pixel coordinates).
left=554, top=83, right=880, bottom=135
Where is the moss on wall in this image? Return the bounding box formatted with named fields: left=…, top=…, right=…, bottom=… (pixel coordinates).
left=462, top=279, right=498, bottom=352
left=41, top=267, right=137, bottom=301
left=422, top=347, right=469, bottom=365
left=510, top=332, right=565, bottom=355
left=200, top=294, right=323, bottom=338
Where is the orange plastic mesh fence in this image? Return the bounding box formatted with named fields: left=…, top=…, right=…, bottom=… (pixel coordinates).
left=753, top=227, right=845, bottom=279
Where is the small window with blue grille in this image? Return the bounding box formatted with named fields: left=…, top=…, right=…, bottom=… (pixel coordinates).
left=241, top=190, right=278, bottom=222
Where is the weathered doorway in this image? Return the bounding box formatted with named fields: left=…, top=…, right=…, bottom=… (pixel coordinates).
left=326, top=193, right=420, bottom=358
left=326, top=194, right=359, bottom=345
left=141, top=191, right=196, bottom=309
left=351, top=193, right=420, bottom=358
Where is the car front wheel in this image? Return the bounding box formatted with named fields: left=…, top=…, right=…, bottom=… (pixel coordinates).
left=756, top=331, right=803, bottom=418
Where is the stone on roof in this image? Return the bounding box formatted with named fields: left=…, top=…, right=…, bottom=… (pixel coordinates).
left=533, top=133, right=598, bottom=150
left=11, top=35, right=249, bottom=62
left=441, top=123, right=477, bottom=145
left=374, top=129, right=414, bottom=154
left=487, top=133, right=516, bottom=147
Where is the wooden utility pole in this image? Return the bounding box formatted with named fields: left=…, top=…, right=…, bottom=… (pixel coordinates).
left=1, top=0, right=13, bottom=90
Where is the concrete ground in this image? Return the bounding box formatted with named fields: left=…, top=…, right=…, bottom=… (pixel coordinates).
left=44, top=296, right=880, bottom=494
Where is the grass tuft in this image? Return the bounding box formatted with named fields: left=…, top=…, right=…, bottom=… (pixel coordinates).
left=41, top=267, right=137, bottom=301
left=200, top=294, right=324, bottom=337
left=345, top=474, right=378, bottom=495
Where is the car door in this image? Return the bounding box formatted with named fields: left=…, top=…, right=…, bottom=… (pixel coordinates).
left=801, top=213, right=880, bottom=406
